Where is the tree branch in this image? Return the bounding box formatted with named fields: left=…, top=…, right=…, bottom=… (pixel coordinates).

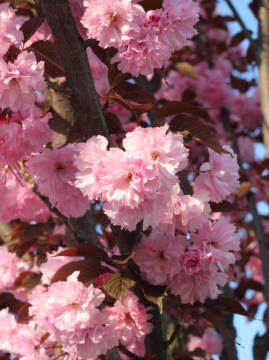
left=222, top=108, right=269, bottom=358
left=219, top=285, right=238, bottom=360
left=39, top=0, right=110, bottom=141
left=224, top=0, right=259, bottom=60
left=221, top=109, right=269, bottom=312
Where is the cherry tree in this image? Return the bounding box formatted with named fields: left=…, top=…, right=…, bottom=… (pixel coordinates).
left=0, top=0, right=268, bottom=359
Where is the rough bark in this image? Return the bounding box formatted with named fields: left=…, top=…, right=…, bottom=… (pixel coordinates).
left=39, top=0, right=109, bottom=140
left=259, top=0, right=269, bottom=158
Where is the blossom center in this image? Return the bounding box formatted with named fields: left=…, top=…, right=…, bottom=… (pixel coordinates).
left=151, top=151, right=159, bottom=161
left=55, top=163, right=65, bottom=171
left=126, top=172, right=132, bottom=182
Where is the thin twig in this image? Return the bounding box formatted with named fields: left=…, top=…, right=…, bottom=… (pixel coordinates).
left=118, top=344, right=143, bottom=360
left=163, top=324, right=180, bottom=349
left=224, top=0, right=260, bottom=61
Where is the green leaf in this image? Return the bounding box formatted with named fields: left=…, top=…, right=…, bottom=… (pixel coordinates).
left=103, top=272, right=136, bottom=301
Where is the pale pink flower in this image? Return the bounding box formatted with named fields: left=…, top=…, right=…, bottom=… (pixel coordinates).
left=81, top=0, right=145, bottom=48
left=0, top=52, right=46, bottom=112
left=230, top=88, right=262, bottom=130
left=75, top=126, right=184, bottom=230
left=102, top=292, right=153, bottom=348
left=0, top=108, right=52, bottom=167
left=196, top=68, right=231, bottom=118
left=133, top=231, right=184, bottom=285
left=74, top=135, right=108, bottom=200
left=77, top=312, right=118, bottom=359
left=101, top=149, right=179, bottom=230
left=171, top=189, right=210, bottom=233
left=162, top=0, right=200, bottom=52
left=170, top=260, right=228, bottom=304
left=188, top=328, right=222, bottom=356
left=19, top=110, right=53, bottom=155
left=122, top=124, right=189, bottom=174
left=238, top=136, right=255, bottom=163
left=27, top=145, right=90, bottom=218
left=29, top=271, right=105, bottom=343
left=0, top=121, right=22, bottom=166
left=112, top=25, right=171, bottom=77
left=157, top=70, right=195, bottom=102
left=0, top=246, right=27, bottom=290
left=0, top=170, right=50, bottom=223
left=0, top=309, right=20, bottom=354
left=192, top=217, right=240, bottom=271
left=194, top=145, right=240, bottom=203
left=15, top=321, right=51, bottom=360
left=182, top=247, right=205, bottom=276
left=0, top=3, right=24, bottom=56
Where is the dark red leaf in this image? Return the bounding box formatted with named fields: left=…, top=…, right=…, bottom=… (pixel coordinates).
left=205, top=297, right=248, bottom=316
left=51, top=259, right=107, bottom=283
left=89, top=39, right=116, bottom=68
left=30, top=40, right=65, bottom=77
left=139, top=0, right=162, bottom=10
left=170, top=114, right=225, bottom=154
left=109, top=90, right=153, bottom=116
left=210, top=201, right=243, bottom=212
left=105, top=112, right=125, bottom=134
left=157, top=101, right=211, bottom=123
left=55, top=244, right=107, bottom=258
left=21, top=16, right=44, bottom=43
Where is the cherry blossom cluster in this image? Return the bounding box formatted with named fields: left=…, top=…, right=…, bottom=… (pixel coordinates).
left=75, top=124, right=189, bottom=230
left=0, top=4, right=54, bottom=223
left=0, top=260, right=153, bottom=359
left=134, top=216, right=239, bottom=304
left=81, top=0, right=200, bottom=76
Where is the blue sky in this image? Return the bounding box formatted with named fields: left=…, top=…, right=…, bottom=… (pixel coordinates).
left=216, top=2, right=268, bottom=360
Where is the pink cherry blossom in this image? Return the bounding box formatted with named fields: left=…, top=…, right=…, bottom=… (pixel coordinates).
left=74, top=135, right=108, bottom=200
left=81, top=0, right=145, bottom=48
left=162, top=0, right=200, bottom=52
left=0, top=52, right=46, bottom=112
left=192, top=217, right=240, bottom=271
left=29, top=271, right=105, bottom=344
left=170, top=259, right=228, bottom=304
left=170, top=189, right=210, bottom=233
left=0, top=3, right=24, bottom=56
left=133, top=231, right=184, bottom=285
left=188, top=328, right=222, bottom=357
left=102, top=292, right=153, bottom=350
left=77, top=312, right=118, bottom=359
left=230, top=88, right=262, bottom=130
left=238, top=136, right=255, bottom=163
left=0, top=169, right=50, bottom=223
left=122, top=124, right=189, bottom=174
left=194, top=145, right=240, bottom=203
left=27, top=145, right=90, bottom=218
left=0, top=245, right=28, bottom=290
left=112, top=26, right=171, bottom=77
